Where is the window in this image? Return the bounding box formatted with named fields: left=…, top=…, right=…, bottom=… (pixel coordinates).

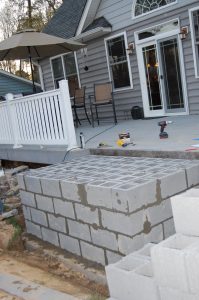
left=134, top=0, right=176, bottom=17
left=190, top=8, right=199, bottom=78
left=105, top=34, right=132, bottom=90
left=51, top=53, right=80, bottom=96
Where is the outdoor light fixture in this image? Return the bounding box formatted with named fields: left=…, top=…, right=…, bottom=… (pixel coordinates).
left=126, top=42, right=135, bottom=55
left=179, top=26, right=189, bottom=40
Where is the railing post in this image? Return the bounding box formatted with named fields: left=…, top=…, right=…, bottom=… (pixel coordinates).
left=6, top=93, right=22, bottom=149
left=59, top=80, right=77, bottom=149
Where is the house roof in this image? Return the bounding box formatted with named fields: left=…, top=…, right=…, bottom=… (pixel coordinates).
left=0, top=69, right=40, bottom=87
left=82, top=17, right=112, bottom=33
left=43, top=0, right=87, bottom=39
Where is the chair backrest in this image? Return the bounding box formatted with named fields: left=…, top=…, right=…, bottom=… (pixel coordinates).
left=94, top=82, right=112, bottom=103
left=74, top=87, right=85, bottom=105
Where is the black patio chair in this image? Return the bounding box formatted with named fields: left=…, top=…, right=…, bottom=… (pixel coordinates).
left=89, top=82, right=117, bottom=127
left=72, top=87, right=91, bottom=127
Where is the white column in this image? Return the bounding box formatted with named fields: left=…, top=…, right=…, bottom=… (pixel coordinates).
left=6, top=93, right=22, bottom=149
left=59, top=80, right=77, bottom=149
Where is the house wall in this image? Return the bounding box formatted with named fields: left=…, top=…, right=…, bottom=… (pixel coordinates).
left=40, top=0, right=199, bottom=118
left=0, top=73, right=40, bottom=96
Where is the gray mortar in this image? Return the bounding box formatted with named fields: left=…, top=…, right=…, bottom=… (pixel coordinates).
left=18, top=155, right=199, bottom=265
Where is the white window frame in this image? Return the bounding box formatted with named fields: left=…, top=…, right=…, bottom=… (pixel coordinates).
left=104, top=32, right=133, bottom=92
left=132, top=0, right=178, bottom=20
left=50, top=52, right=81, bottom=89
left=189, top=6, right=199, bottom=79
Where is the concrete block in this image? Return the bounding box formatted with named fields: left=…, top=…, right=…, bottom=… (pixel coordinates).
left=59, top=233, right=80, bottom=255
left=171, top=195, right=199, bottom=236
left=186, top=165, right=199, bottom=188
left=41, top=227, right=59, bottom=247
left=61, top=180, right=81, bottom=202
left=91, top=227, right=118, bottom=251
left=75, top=204, right=99, bottom=225
left=22, top=205, right=31, bottom=221
left=159, top=287, right=197, bottom=300
left=106, top=250, right=123, bottom=265
left=151, top=234, right=199, bottom=291
left=36, top=195, right=54, bottom=213
left=26, top=220, right=42, bottom=239
left=133, top=243, right=155, bottom=260
left=112, top=180, right=157, bottom=213
left=20, top=190, right=36, bottom=207
left=160, top=170, right=187, bottom=199
left=48, top=214, right=66, bottom=233
left=24, top=176, right=42, bottom=193
left=106, top=257, right=151, bottom=300
left=101, top=209, right=144, bottom=236
left=68, top=220, right=91, bottom=242
left=118, top=234, right=145, bottom=255
left=144, top=224, right=164, bottom=244
left=186, top=244, right=199, bottom=294
left=30, top=208, right=48, bottom=227
left=163, top=218, right=175, bottom=239
left=87, top=183, right=112, bottom=209
left=80, top=241, right=105, bottom=265
left=41, top=178, right=61, bottom=197
left=17, top=174, right=25, bottom=190
left=146, top=198, right=172, bottom=226
left=184, top=188, right=199, bottom=197
left=53, top=198, right=75, bottom=219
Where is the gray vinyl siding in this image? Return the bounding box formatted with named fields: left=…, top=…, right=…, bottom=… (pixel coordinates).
left=39, top=0, right=199, bottom=118
left=39, top=58, right=54, bottom=91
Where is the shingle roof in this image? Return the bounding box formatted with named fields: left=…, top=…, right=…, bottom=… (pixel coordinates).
left=43, top=0, right=87, bottom=39
left=82, top=17, right=112, bottom=33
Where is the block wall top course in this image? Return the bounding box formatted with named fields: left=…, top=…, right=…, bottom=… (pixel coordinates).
left=24, top=156, right=199, bottom=184
left=20, top=156, right=199, bottom=210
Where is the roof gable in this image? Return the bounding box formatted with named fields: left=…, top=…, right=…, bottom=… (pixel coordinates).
left=43, top=0, right=87, bottom=39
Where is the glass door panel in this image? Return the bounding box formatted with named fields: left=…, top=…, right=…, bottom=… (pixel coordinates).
left=159, top=38, right=185, bottom=112
left=142, top=45, right=163, bottom=111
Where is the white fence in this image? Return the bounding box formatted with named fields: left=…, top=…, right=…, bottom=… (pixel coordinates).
left=0, top=80, right=77, bottom=149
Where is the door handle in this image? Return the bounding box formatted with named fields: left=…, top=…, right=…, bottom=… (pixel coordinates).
left=160, top=75, right=163, bottom=80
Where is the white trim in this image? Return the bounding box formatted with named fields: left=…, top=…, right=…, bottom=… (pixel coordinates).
left=50, top=52, right=81, bottom=89
left=104, top=31, right=133, bottom=92
left=0, top=69, right=41, bottom=87
left=73, top=27, right=112, bottom=42
left=134, top=18, right=180, bottom=45
left=76, top=0, right=93, bottom=35
left=189, top=6, right=199, bottom=79
left=32, top=62, right=45, bottom=91
left=132, top=0, right=178, bottom=20
left=135, top=21, right=188, bottom=117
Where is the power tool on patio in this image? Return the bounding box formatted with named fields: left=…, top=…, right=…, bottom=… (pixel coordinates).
left=158, top=120, right=173, bottom=139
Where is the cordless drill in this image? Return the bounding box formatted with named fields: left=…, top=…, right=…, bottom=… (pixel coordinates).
left=158, top=121, right=172, bottom=139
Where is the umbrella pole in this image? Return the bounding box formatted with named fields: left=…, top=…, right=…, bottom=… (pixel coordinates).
left=28, top=46, right=36, bottom=93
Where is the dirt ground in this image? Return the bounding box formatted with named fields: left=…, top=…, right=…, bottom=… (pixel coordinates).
left=0, top=250, right=108, bottom=300
left=0, top=165, right=108, bottom=300
left=0, top=290, right=22, bottom=300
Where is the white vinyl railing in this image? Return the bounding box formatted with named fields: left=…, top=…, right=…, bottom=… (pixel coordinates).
left=0, top=80, right=77, bottom=149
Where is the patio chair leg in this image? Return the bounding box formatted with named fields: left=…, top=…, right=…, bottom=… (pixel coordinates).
left=95, top=105, right=99, bottom=125
left=112, top=101, right=117, bottom=124
left=74, top=107, right=81, bottom=127
left=84, top=106, right=91, bottom=125
left=90, top=104, right=94, bottom=127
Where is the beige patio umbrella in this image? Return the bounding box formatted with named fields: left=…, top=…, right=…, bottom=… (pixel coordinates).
left=0, top=29, right=85, bottom=92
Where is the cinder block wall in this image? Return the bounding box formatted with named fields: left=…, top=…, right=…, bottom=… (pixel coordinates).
left=17, top=157, right=199, bottom=266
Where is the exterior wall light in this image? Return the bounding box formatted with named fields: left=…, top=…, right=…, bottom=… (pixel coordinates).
left=126, top=42, right=135, bottom=55
left=179, top=26, right=189, bottom=40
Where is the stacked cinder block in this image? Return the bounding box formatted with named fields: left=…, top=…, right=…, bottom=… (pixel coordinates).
left=106, top=188, right=199, bottom=300
left=17, top=156, right=199, bottom=266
